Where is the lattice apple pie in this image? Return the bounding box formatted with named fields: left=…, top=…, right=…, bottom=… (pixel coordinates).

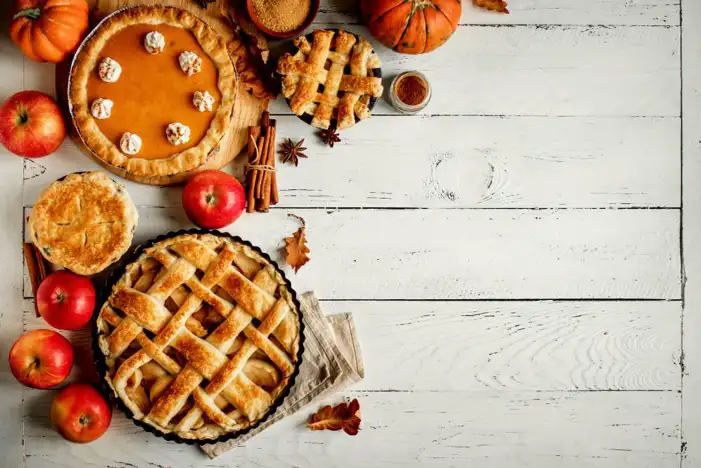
left=95, top=232, right=302, bottom=441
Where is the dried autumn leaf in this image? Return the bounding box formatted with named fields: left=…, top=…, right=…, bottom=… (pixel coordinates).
left=284, top=214, right=310, bottom=273
left=307, top=399, right=361, bottom=436
left=473, top=0, right=509, bottom=14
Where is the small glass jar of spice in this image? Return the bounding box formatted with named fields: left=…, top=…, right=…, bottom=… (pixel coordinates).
left=390, top=71, right=431, bottom=114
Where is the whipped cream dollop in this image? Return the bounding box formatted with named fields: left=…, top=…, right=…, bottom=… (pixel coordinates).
left=192, top=91, right=215, bottom=112
left=120, top=132, right=142, bottom=155
left=144, top=31, right=166, bottom=55
left=90, top=98, right=113, bottom=120
left=179, top=51, right=202, bottom=76
left=166, top=123, right=191, bottom=146
left=98, top=57, right=122, bottom=83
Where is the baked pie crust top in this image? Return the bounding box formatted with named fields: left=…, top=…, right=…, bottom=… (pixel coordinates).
left=28, top=171, right=138, bottom=276
left=69, top=6, right=236, bottom=178
left=96, top=233, right=302, bottom=440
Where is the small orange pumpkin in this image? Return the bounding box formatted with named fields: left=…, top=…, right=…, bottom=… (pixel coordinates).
left=10, top=0, right=90, bottom=63
left=361, top=0, right=462, bottom=54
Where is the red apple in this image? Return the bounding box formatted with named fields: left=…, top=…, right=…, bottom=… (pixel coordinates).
left=8, top=329, right=73, bottom=389
left=37, top=271, right=96, bottom=330
left=0, top=91, right=66, bottom=158
left=182, top=170, right=246, bottom=229
left=51, top=383, right=111, bottom=443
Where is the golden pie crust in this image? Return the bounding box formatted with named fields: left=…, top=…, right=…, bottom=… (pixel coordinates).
left=69, top=5, right=237, bottom=179
left=28, top=172, right=138, bottom=276
left=96, top=233, right=302, bottom=440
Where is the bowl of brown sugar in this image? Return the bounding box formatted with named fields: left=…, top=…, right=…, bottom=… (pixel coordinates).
left=247, top=0, right=320, bottom=38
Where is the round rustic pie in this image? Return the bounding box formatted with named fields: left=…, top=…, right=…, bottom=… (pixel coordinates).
left=28, top=171, right=138, bottom=276
left=95, top=232, right=303, bottom=441
left=69, top=5, right=236, bottom=181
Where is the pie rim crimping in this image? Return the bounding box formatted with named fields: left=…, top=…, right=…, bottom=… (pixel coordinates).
left=68, top=5, right=237, bottom=180
left=277, top=28, right=384, bottom=130
left=92, top=229, right=304, bottom=444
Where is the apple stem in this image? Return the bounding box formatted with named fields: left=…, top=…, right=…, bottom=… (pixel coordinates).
left=13, top=8, right=41, bottom=20
left=23, top=358, right=40, bottom=378
left=206, top=193, right=216, bottom=206
left=17, top=109, right=29, bottom=126
left=79, top=414, right=91, bottom=426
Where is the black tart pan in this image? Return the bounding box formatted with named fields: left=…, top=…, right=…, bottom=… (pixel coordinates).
left=91, top=228, right=305, bottom=445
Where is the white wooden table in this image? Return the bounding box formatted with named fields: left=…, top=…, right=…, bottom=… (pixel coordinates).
left=3, top=0, right=701, bottom=466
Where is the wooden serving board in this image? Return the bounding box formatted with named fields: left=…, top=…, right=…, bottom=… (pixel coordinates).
left=56, top=0, right=268, bottom=186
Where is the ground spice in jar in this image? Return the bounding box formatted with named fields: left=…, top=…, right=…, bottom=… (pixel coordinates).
left=251, top=0, right=311, bottom=33
left=395, top=74, right=428, bottom=106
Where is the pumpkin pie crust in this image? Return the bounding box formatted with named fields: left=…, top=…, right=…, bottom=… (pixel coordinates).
left=69, top=5, right=237, bottom=180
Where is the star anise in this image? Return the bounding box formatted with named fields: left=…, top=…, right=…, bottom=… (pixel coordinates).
left=320, top=128, right=341, bottom=148
left=279, top=138, right=308, bottom=166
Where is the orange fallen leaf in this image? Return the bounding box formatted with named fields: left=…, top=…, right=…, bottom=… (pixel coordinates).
left=473, top=0, right=509, bottom=13
left=307, top=399, right=361, bottom=436
left=284, top=214, right=310, bottom=273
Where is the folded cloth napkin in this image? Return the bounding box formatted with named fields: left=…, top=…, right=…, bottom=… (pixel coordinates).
left=201, top=292, right=364, bottom=458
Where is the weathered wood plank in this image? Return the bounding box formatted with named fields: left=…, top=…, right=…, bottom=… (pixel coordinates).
left=315, top=0, right=680, bottom=26
left=321, top=300, right=681, bottom=391
left=23, top=391, right=680, bottom=468
left=20, top=298, right=681, bottom=393
left=268, top=24, right=680, bottom=117
left=30, top=207, right=674, bottom=300
left=0, top=5, right=29, bottom=466
left=681, top=0, right=700, bottom=465
left=24, top=115, right=681, bottom=209
left=31, top=24, right=679, bottom=118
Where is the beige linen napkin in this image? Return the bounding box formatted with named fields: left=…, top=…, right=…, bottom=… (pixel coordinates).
left=201, top=292, right=364, bottom=458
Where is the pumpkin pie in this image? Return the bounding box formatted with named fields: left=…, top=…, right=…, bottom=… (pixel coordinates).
left=69, top=5, right=236, bottom=181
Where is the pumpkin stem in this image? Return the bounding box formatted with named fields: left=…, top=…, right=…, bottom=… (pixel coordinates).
left=13, top=8, right=42, bottom=20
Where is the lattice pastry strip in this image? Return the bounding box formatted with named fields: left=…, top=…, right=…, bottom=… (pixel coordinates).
left=96, top=234, right=301, bottom=440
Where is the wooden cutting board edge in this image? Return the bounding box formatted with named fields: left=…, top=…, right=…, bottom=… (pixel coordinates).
left=57, top=0, right=268, bottom=186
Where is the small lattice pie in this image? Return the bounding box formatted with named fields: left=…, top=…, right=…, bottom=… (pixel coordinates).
left=277, top=29, right=383, bottom=130
left=95, top=233, right=302, bottom=441
left=28, top=172, right=138, bottom=275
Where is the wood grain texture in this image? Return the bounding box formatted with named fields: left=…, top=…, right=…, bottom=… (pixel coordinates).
left=18, top=298, right=681, bottom=393
left=0, top=5, right=29, bottom=466
left=316, top=0, right=680, bottom=26
left=320, top=301, right=681, bottom=392
left=22, top=391, right=680, bottom=468
left=682, top=0, right=699, bottom=465
left=23, top=115, right=681, bottom=209
left=267, top=24, right=680, bottom=117
left=108, top=207, right=682, bottom=300
left=7, top=0, right=690, bottom=466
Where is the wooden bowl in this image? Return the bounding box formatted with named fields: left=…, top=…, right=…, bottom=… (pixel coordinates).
left=246, top=0, right=320, bottom=39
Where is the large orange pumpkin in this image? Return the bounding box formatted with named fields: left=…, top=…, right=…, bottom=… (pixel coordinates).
left=10, top=0, right=90, bottom=63
left=361, top=0, right=462, bottom=54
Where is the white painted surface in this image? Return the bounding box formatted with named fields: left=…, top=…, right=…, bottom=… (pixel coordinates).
left=681, top=0, right=700, bottom=466
left=1, top=1, right=693, bottom=467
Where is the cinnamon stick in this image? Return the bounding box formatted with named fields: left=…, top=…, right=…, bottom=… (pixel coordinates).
left=259, top=120, right=277, bottom=211
left=255, top=132, right=270, bottom=200
left=246, top=111, right=280, bottom=213
left=24, top=243, right=50, bottom=316
left=35, top=245, right=48, bottom=282
left=271, top=170, right=279, bottom=205
left=246, top=126, right=262, bottom=213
